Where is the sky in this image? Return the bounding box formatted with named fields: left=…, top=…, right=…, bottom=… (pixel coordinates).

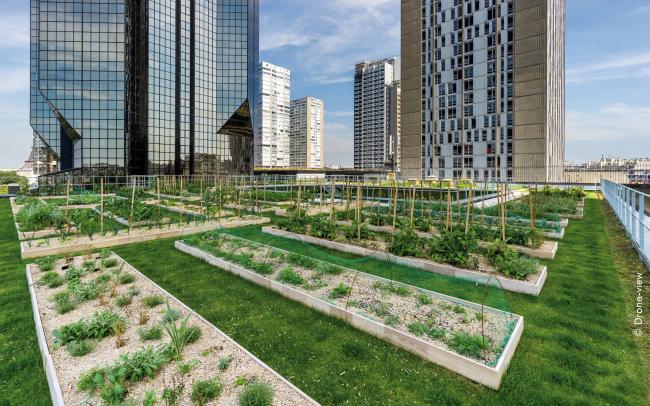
left=1, top=0, right=649, bottom=169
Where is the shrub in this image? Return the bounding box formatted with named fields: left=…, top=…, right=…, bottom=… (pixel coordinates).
left=218, top=355, right=233, bottom=371
left=102, top=257, right=118, bottom=268
left=343, top=221, right=370, bottom=240
left=85, top=310, right=125, bottom=339
left=67, top=340, right=96, bottom=357
left=329, top=283, right=352, bottom=299
left=39, top=272, right=64, bottom=288
left=495, top=255, right=539, bottom=280
left=119, top=272, right=136, bottom=284
left=184, top=325, right=202, bottom=344
left=483, top=239, right=513, bottom=264
left=452, top=304, right=466, bottom=314
left=116, top=293, right=133, bottom=307
left=162, top=307, right=181, bottom=323
left=52, top=291, right=76, bottom=314
left=276, top=267, right=304, bottom=286
left=238, top=381, right=273, bottom=406
left=142, top=295, right=165, bottom=308
left=138, top=326, right=163, bottom=341
left=388, top=227, right=421, bottom=257
left=447, top=333, right=491, bottom=359
left=407, top=322, right=428, bottom=337
left=309, top=217, right=337, bottom=239
left=286, top=253, right=317, bottom=269
left=36, top=256, right=57, bottom=272
left=417, top=294, right=433, bottom=305
left=191, top=378, right=223, bottom=405
left=430, top=229, right=478, bottom=268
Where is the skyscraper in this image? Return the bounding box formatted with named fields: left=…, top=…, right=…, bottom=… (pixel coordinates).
left=401, top=0, right=565, bottom=182
left=256, top=62, right=291, bottom=168
left=290, top=97, right=324, bottom=168
left=353, top=58, right=401, bottom=172
left=30, top=0, right=259, bottom=176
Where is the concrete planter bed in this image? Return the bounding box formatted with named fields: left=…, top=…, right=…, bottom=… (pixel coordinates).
left=26, top=253, right=318, bottom=405
left=143, top=199, right=235, bottom=219
left=262, top=227, right=547, bottom=296
left=335, top=222, right=559, bottom=260
left=19, top=217, right=270, bottom=259
left=176, top=236, right=524, bottom=389
left=224, top=203, right=277, bottom=214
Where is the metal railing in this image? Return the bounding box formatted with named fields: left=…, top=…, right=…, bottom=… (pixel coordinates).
left=602, top=179, right=649, bottom=270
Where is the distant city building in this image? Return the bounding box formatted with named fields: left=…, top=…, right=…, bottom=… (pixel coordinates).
left=401, top=0, right=566, bottom=182
left=290, top=97, right=324, bottom=168
left=565, top=157, right=650, bottom=184
left=353, top=58, right=401, bottom=172
left=257, top=62, right=291, bottom=167
left=30, top=0, right=259, bottom=176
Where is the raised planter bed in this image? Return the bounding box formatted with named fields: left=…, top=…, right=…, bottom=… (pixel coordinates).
left=337, top=222, right=559, bottom=260
left=20, top=217, right=270, bottom=259
left=176, top=236, right=524, bottom=390
left=262, top=227, right=547, bottom=296
left=26, top=253, right=318, bottom=405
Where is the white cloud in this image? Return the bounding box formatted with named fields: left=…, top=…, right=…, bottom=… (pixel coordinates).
left=323, top=121, right=353, bottom=167
left=567, top=103, right=650, bottom=161
left=567, top=52, right=650, bottom=83
left=261, top=0, right=399, bottom=85
left=0, top=11, right=29, bottom=49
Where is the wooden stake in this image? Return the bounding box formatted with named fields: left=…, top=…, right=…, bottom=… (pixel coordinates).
left=129, top=177, right=136, bottom=234
left=100, top=178, right=104, bottom=234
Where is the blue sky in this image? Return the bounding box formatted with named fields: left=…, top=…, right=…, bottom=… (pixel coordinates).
left=1, top=0, right=649, bottom=168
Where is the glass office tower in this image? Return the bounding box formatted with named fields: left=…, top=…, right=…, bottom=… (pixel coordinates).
left=30, top=0, right=259, bottom=176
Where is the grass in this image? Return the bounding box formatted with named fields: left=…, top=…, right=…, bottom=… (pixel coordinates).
left=0, top=198, right=51, bottom=404
left=1, top=195, right=648, bottom=405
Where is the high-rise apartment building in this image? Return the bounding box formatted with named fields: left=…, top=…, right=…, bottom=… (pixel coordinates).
left=30, top=0, right=259, bottom=176
left=353, top=58, right=401, bottom=172
left=290, top=97, right=324, bottom=168
left=401, top=0, right=565, bottom=182
left=256, top=62, right=291, bottom=167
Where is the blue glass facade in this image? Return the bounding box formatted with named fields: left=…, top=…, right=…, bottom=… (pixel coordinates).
left=30, top=0, right=258, bottom=176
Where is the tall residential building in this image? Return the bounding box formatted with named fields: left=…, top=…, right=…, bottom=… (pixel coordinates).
left=353, top=58, right=401, bottom=172
left=30, top=0, right=259, bottom=176
left=256, top=62, right=291, bottom=167
left=401, top=0, right=565, bottom=182
left=290, top=97, right=324, bottom=168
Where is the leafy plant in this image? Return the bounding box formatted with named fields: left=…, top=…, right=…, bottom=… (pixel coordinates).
left=35, top=256, right=57, bottom=272
left=218, top=355, right=233, bottom=371
left=116, top=293, right=133, bottom=307
left=276, top=267, right=304, bottom=286
left=102, top=257, right=119, bottom=269
left=191, top=378, right=222, bottom=405
left=447, top=333, right=491, bottom=359
left=67, top=339, right=96, bottom=357
left=143, top=389, right=157, bottom=406
left=142, top=295, right=165, bottom=308
left=184, top=326, right=202, bottom=344
left=309, top=217, right=337, bottom=239
left=52, top=291, right=76, bottom=314
left=177, top=358, right=199, bottom=375
left=417, top=294, right=433, bottom=305
left=407, top=322, right=428, bottom=337
left=329, top=283, right=351, bottom=299
left=119, top=272, right=136, bottom=284
left=430, top=229, right=478, bottom=268
left=388, top=227, right=421, bottom=257
left=373, top=282, right=411, bottom=297
left=162, top=307, right=181, bottom=323
left=495, top=255, right=540, bottom=280
left=39, top=272, right=64, bottom=288
left=138, top=326, right=163, bottom=342
left=238, top=380, right=273, bottom=406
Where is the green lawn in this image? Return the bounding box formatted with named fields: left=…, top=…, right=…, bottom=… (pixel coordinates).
left=0, top=199, right=51, bottom=405
left=1, top=195, right=648, bottom=405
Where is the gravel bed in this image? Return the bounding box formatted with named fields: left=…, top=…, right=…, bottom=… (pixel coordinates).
left=190, top=235, right=516, bottom=365
left=29, top=254, right=316, bottom=405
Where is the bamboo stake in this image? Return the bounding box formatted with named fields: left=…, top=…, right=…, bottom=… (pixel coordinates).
left=157, top=177, right=161, bottom=219
left=297, top=179, right=302, bottom=218
left=330, top=177, right=335, bottom=220
left=465, top=180, right=472, bottom=234
left=100, top=178, right=104, bottom=234
left=392, top=180, right=398, bottom=228
left=409, top=181, right=415, bottom=227
left=129, top=177, right=136, bottom=234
